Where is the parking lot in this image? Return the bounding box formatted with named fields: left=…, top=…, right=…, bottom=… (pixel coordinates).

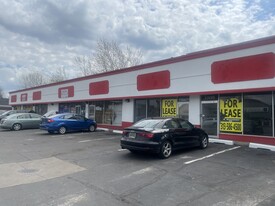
left=0, top=129, right=274, bottom=206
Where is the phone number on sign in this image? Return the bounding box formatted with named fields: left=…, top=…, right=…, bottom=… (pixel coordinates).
left=220, top=122, right=242, bottom=132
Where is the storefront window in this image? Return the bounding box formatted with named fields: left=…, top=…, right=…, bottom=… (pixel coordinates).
left=103, top=101, right=122, bottom=125
left=178, top=97, right=189, bottom=120
left=89, top=101, right=122, bottom=125
left=94, top=101, right=104, bottom=124
left=59, top=103, right=85, bottom=115
left=23, top=105, right=33, bottom=111
left=134, top=99, right=160, bottom=122
left=219, top=94, right=242, bottom=134
left=243, top=92, right=272, bottom=136
left=148, top=99, right=160, bottom=117
left=134, top=100, right=146, bottom=122
left=34, top=104, right=47, bottom=115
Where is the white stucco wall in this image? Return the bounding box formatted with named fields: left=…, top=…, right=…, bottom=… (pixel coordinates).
left=188, top=95, right=201, bottom=126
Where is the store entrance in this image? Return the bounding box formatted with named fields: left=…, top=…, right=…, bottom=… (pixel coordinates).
left=89, top=105, right=96, bottom=119
left=201, top=101, right=218, bottom=137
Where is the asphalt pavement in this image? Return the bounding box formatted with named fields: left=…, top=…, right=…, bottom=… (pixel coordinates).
left=0, top=129, right=274, bottom=206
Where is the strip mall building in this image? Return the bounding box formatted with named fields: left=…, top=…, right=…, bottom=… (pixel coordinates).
left=9, top=36, right=275, bottom=146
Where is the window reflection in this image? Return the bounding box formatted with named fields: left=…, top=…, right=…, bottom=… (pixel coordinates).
left=243, top=92, right=272, bottom=136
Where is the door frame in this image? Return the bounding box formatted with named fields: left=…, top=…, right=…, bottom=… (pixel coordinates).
left=201, top=100, right=219, bottom=138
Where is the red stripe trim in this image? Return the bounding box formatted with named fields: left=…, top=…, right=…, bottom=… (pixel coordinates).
left=137, top=70, right=170, bottom=91
left=212, top=53, right=275, bottom=83
left=97, top=124, right=123, bottom=131
left=89, top=80, right=109, bottom=95
left=20, top=93, right=28, bottom=102
left=33, top=91, right=42, bottom=100
left=11, top=95, right=17, bottom=103
left=220, top=134, right=275, bottom=146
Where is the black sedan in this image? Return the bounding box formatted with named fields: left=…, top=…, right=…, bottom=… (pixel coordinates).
left=120, top=117, right=208, bottom=158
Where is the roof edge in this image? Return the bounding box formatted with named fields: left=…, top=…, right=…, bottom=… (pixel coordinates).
left=10, top=35, right=275, bottom=94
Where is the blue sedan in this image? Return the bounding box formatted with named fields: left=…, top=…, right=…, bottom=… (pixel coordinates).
left=40, top=113, right=97, bottom=134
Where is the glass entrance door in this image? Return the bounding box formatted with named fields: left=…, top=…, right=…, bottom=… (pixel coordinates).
left=89, top=105, right=96, bottom=119
left=201, top=102, right=218, bottom=136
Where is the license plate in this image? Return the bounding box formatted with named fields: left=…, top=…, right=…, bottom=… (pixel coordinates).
left=128, top=132, right=136, bottom=138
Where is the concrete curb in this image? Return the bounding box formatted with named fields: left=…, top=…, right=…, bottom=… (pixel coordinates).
left=249, top=143, right=275, bottom=151
left=210, top=138, right=275, bottom=152
left=97, top=128, right=123, bottom=134
left=209, top=138, right=234, bottom=145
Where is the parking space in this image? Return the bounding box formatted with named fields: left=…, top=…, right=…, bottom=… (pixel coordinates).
left=0, top=129, right=274, bottom=206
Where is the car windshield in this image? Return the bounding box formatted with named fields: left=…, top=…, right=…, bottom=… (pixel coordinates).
left=133, top=119, right=164, bottom=128
left=1, top=110, right=11, bottom=116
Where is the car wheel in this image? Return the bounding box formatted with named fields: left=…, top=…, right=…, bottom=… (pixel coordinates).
left=58, top=126, right=67, bottom=134
left=88, top=125, right=96, bottom=132
left=200, top=134, right=208, bottom=149
left=12, top=123, right=22, bottom=131
left=159, top=141, right=172, bottom=159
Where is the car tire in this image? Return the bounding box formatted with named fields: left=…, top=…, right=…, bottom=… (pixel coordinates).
left=12, top=123, right=22, bottom=131
left=200, top=134, right=208, bottom=149
left=58, top=126, right=67, bottom=134
left=88, top=125, right=96, bottom=132
left=159, top=140, right=172, bottom=159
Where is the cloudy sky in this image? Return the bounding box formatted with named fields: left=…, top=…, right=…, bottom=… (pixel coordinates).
left=0, top=0, right=274, bottom=97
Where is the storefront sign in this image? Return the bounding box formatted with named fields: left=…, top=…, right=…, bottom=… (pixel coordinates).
left=220, top=96, right=242, bottom=133
left=60, top=89, right=69, bottom=98
left=162, top=99, right=177, bottom=117
left=21, top=93, right=28, bottom=102
left=58, top=86, right=74, bottom=98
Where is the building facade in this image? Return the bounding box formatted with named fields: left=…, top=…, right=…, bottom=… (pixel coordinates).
left=9, top=36, right=275, bottom=146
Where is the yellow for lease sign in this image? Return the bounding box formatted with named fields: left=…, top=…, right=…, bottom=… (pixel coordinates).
left=162, top=99, right=177, bottom=117
left=220, top=97, right=242, bottom=133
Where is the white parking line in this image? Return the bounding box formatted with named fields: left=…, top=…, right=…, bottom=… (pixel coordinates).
left=77, top=137, right=118, bottom=143
left=111, top=167, right=154, bottom=182
left=78, top=140, right=92, bottom=143
left=184, top=146, right=241, bottom=165
left=118, top=149, right=127, bottom=152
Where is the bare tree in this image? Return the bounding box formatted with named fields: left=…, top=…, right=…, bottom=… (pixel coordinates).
left=74, top=38, right=143, bottom=76
left=74, top=55, right=93, bottom=76
left=48, top=67, right=68, bottom=83
left=20, top=69, right=47, bottom=88
left=20, top=67, right=69, bottom=89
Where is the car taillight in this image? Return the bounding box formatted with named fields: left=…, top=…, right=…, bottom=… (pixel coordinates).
left=140, top=132, right=154, bottom=138
left=48, top=119, right=54, bottom=123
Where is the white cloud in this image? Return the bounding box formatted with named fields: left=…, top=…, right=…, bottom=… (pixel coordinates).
left=0, top=0, right=274, bottom=95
